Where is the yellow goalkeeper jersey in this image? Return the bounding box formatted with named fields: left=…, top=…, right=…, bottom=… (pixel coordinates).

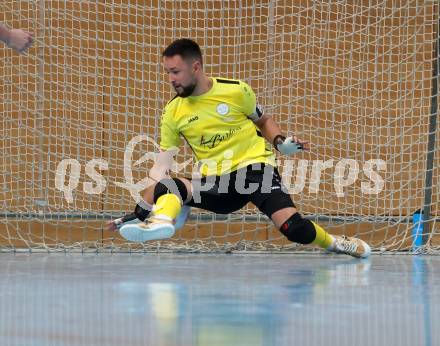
left=160, top=77, right=276, bottom=176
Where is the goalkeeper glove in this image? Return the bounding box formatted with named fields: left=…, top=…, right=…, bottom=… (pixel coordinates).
left=273, top=135, right=303, bottom=155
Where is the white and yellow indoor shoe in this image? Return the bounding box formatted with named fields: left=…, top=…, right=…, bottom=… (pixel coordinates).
left=119, top=214, right=175, bottom=243
left=328, top=235, right=371, bottom=258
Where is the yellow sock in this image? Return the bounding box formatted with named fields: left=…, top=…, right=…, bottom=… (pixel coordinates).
left=152, top=194, right=181, bottom=220
left=311, top=221, right=334, bottom=249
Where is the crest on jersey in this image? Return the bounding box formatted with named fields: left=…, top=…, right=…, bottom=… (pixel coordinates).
left=216, top=103, right=229, bottom=115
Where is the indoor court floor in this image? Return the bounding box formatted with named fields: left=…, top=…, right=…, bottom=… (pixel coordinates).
left=0, top=253, right=439, bottom=346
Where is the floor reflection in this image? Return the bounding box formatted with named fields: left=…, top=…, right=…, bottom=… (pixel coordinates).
left=0, top=254, right=439, bottom=346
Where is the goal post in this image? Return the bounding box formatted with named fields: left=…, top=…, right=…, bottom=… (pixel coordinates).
left=0, top=0, right=438, bottom=252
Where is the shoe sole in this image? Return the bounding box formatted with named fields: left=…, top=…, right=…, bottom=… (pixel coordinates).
left=119, top=224, right=175, bottom=243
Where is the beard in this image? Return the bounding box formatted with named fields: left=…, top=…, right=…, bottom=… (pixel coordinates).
left=174, top=82, right=197, bottom=98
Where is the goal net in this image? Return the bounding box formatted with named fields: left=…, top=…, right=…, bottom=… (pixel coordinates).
left=1, top=0, right=439, bottom=252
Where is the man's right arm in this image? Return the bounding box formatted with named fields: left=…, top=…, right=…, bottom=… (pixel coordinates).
left=0, top=24, right=33, bottom=53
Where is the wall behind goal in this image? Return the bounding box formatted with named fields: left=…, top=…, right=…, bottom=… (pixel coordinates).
left=0, top=1, right=438, bottom=251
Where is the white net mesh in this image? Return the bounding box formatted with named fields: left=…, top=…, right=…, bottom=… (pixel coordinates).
left=0, top=0, right=439, bottom=252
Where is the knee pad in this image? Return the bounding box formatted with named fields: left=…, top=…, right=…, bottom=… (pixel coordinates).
left=154, top=178, right=188, bottom=204
left=280, top=213, right=316, bottom=244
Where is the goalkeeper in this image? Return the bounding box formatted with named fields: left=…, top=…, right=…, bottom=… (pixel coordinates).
left=108, top=38, right=371, bottom=258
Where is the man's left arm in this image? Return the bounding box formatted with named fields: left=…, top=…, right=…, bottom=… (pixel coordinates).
left=239, top=81, right=309, bottom=155
left=254, top=114, right=310, bottom=155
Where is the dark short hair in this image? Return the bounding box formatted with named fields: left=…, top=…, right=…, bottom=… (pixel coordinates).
left=162, top=39, right=203, bottom=66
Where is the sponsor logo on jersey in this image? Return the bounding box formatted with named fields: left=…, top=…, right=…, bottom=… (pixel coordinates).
left=200, top=127, right=241, bottom=149
left=216, top=103, right=229, bottom=115
left=187, top=115, right=199, bottom=124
